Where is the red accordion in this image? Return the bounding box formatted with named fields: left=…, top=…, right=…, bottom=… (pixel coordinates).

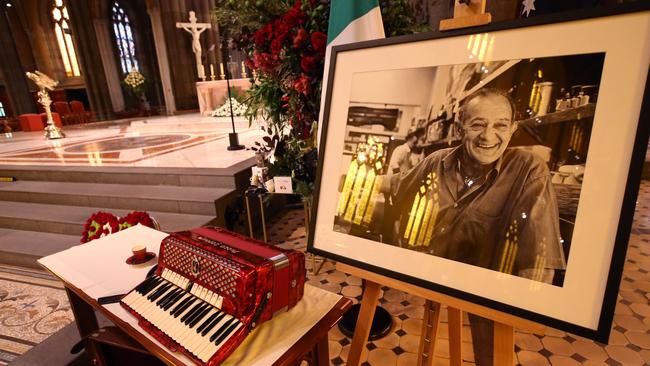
left=120, top=227, right=306, bottom=365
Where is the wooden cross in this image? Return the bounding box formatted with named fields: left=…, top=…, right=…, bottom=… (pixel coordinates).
left=176, top=11, right=211, bottom=80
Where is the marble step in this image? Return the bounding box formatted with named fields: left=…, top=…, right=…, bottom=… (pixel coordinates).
left=129, top=116, right=252, bottom=132
left=0, top=229, right=80, bottom=269
left=0, top=158, right=256, bottom=188
left=0, top=180, right=234, bottom=215
left=0, top=201, right=214, bottom=236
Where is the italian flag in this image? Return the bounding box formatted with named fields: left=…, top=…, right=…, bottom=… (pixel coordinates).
left=317, top=0, right=385, bottom=145
left=327, top=0, right=385, bottom=46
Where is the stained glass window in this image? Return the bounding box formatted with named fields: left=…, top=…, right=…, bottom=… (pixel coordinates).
left=111, top=1, right=139, bottom=74
left=0, top=102, right=5, bottom=118
left=51, top=0, right=81, bottom=77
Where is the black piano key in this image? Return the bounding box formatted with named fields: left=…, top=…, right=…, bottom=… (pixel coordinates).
left=160, top=288, right=185, bottom=310
left=147, top=282, right=170, bottom=300
left=196, top=311, right=220, bottom=334
left=182, top=302, right=207, bottom=324
left=210, top=317, right=236, bottom=342
left=215, top=321, right=240, bottom=345
left=148, top=283, right=172, bottom=301
left=173, top=296, right=196, bottom=318
left=160, top=288, right=183, bottom=307
left=141, top=281, right=165, bottom=299
left=140, top=277, right=162, bottom=295
left=162, top=290, right=185, bottom=310
left=151, top=286, right=174, bottom=304
left=157, top=288, right=180, bottom=307
left=201, top=312, right=227, bottom=337
left=178, top=297, right=201, bottom=322
left=189, top=305, right=212, bottom=328
left=170, top=295, right=193, bottom=316
left=135, top=276, right=157, bottom=293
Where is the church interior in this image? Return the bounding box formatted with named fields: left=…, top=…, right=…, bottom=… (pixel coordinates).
left=0, top=0, right=649, bottom=365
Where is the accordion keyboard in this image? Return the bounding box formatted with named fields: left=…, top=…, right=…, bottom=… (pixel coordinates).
left=121, top=268, right=243, bottom=363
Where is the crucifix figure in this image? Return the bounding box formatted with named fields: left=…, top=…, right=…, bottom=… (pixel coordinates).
left=176, top=11, right=211, bottom=80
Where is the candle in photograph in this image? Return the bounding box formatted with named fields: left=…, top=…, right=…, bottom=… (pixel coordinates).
left=220, top=63, right=225, bottom=76
left=210, top=64, right=215, bottom=77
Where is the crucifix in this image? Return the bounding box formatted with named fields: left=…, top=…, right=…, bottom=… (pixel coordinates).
left=176, top=11, right=211, bottom=80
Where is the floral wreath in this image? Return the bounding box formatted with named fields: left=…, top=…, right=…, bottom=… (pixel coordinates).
left=81, top=211, right=159, bottom=243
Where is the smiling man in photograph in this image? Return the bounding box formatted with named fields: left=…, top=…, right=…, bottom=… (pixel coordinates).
left=390, top=87, right=565, bottom=280
left=387, top=88, right=566, bottom=365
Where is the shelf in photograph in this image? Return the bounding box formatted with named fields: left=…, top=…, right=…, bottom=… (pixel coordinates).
left=518, top=103, right=596, bottom=127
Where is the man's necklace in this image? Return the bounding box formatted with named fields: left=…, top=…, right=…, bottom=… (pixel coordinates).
left=458, top=160, right=485, bottom=188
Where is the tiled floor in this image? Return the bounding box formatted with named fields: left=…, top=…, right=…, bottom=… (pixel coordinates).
left=0, top=114, right=264, bottom=168
left=265, top=182, right=650, bottom=366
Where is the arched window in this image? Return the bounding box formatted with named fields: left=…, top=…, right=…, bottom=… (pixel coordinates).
left=111, top=1, right=139, bottom=74
left=0, top=102, right=6, bottom=118
left=51, top=0, right=81, bottom=77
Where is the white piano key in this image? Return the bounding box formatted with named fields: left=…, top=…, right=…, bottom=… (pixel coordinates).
left=195, top=314, right=234, bottom=359
left=177, top=302, right=208, bottom=345
left=185, top=308, right=217, bottom=354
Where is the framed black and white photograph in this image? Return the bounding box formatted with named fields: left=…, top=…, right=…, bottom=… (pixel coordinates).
left=309, top=8, right=650, bottom=342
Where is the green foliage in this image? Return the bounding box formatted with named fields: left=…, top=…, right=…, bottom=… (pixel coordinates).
left=380, top=0, right=431, bottom=37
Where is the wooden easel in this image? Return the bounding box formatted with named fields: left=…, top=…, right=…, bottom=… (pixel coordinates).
left=338, top=263, right=546, bottom=366
left=440, top=0, right=492, bottom=31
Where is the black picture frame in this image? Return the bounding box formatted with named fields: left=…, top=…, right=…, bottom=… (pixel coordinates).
left=308, top=4, right=650, bottom=343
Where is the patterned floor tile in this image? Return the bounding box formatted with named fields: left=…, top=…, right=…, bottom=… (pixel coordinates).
left=264, top=180, right=650, bottom=365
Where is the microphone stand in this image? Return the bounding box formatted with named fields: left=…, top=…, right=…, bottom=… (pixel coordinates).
left=225, top=63, right=244, bottom=151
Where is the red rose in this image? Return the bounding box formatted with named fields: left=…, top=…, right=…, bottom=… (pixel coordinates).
left=253, top=52, right=276, bottom=73
left=118, top=211, right=158, bottom=231
left=271, top=38, right=284, bottom=56
left=253, top=23, right=273, bottom=46
left=294, top=75, right=310, bottom=95
left=311, top=31, right=327, bottom=54
left=293, top=28, right=308, bottom=48
left=300, top=55, right=317, bottom=74
left=283, top=1, right=305, bottom=27
left=81, top=212, right=119, bottom=243
left=274, top=19, right=291, bottom=44
left=245, top=59, right=255, bottom=71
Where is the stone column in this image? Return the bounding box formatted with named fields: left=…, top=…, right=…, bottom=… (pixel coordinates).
left=0, top=6, right=35, bottom=115
left=145, top=0, right=176, bottom=115
left=159, top=0, right=198, bottom=110
left=93, top=19, right=125, bottom=112
left=64, top=0, right=114, bottom=120
left=23, top=0, right=54, bottom=77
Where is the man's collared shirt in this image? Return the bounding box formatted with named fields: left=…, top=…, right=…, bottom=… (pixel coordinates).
left=393, top=146, right=566, bottom=278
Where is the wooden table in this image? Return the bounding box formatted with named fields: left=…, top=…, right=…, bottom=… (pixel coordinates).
left=39, top=225, right=351, bottom=366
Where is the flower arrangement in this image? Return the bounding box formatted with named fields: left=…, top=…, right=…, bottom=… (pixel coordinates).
left=118, top=211, right=160, bottom=231
left=214, top=0, right=427, bottom=197
left=212, top=98, right=248, bottom=117
left=123, top=70, right=146, bottom=96
left=81, top=211, right=158, bottom=243
left=81, top=212, right=119, bottom=243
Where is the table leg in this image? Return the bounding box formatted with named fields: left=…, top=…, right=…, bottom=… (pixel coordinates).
left=65, top=287, right=99, bottom=337
left=245, top=195, right=254, bottom=238
left=259, top=194, right=268, bottom=242
left=65, top=288, right=107, bottom=366
left=312, top=335, right=329, bottom=366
